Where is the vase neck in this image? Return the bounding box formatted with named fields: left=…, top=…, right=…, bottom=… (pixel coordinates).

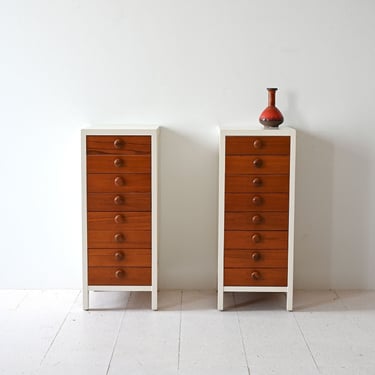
left=267, top=88, right=277, bottom=106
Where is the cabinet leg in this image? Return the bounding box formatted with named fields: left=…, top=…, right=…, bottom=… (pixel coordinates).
left=218, top=291, right=224, bottom=311
left=286, top=291, right=293, bottom=311
left=151, top=289, right=158, bottom=311
left=83, top=289, right=89, bottom=310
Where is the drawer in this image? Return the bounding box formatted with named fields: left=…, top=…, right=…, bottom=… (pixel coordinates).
left=225, top=175, right=289, bottom=193
left=224, top=231, right=288, bottom=249
left=87, top=155, right=151, bottom=173
left=225, top=193, right=289, bottom=211
left=226, top=155, right=290, bottom=175
left=224, top=212, right=288, bottom=230
left=87, top=136, right=151, bottom=155
left=224, top=268, right=287, bottom=286
left=88, top=249, right=151, bottom=267
left=226, top=136, right=290, bottom=155
left=87, top=212, right=151, bottom=231
left=224, top=249, right=288, bottom=268
left=87, top=174, right=151, bottom=193
left=87, top=193, right=151, bottom=211
left=88, top=267, right=151, bottom=285
left=88, top=230, right=151, bottom=249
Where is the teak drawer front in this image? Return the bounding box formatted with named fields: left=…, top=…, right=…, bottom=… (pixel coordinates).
left=224, top=249, right=288, bottom=268
left=87, top=174, right=151, bottom=193
left=88, top=267, right=151, bottom=286
left=88, top=249, right=151, bottom=267
left=226, top=136, right=290, bottom=155
left=224, top=212, right=288, bottom=230
left=224, top=268, right=287, bottom=286
left=88, top=230, right=151, bottom=249
left=87, top=155, right=151, bottom=173
left=225, top=193, right=289, bottom=212
left=87, top=193, right=151, bottom=212
left=225, top=175, right=289, bottom=193
left=87, top=136, right=151, bottom=155
left=224, top=231, right=288, bottom=249
left=87, top=212, right=151, bottom=231
left=226, top=155, right=290, bottom=175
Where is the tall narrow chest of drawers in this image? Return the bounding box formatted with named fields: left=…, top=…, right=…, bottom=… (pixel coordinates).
left=81, top=128, right=158, bottom=310
left=218, top=128, right=296, bottom=311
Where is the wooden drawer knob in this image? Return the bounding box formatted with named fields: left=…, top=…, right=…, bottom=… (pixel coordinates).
left=252, top=196, right=263, bottom=206
left=114, top=251, right=124, bottom=261
left=114, top=176, right=125, bottom=186
left=113, top=139, right=124, bottom=149
left=253, top=139, right=263, bottom=149
left=114, top=214, right=125, bottom=224
left=251, top=252, right=261, bottom=261
left=113, top=158, right=124, bottom=167
left=253, top=158, right=263, bottom=168
left=252, top=215, right=262, bottom=224
left=113, top=195, right=124, bottom=205
left=251, top=271, right=260, bottom=280
left=252, top=177, right=262, bottom=187
left=114, top=233, right=125, bottom=242
left=251, top=233, right=261, bottom=243
left=115, top=269, right=125, bottom=278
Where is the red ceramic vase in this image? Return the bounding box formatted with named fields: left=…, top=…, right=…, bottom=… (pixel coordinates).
left=259, top=88, right=284, bottom=128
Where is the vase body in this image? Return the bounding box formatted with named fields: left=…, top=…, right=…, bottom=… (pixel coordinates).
left=259, top=88, right=284, bottom=128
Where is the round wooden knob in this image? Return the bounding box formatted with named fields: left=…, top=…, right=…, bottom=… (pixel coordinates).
left=252, top=215, right=262, bottom=224
left=114, top=233, right=125, bottom=242
left=113, top=195, right=124, bottom=205
left=251, top=233, right=261, bottom=243
left=114, top=214, right=125, bottom=224
left=253, top=158, right=263, bottom=168
left=113, top=139, right=124, bottom=149
left=252, top=252, right=261, bottom=261
left=252, top=177, right=262, bottom=186
left=114, top=251, right=124, bottom=261
left=115, top=269, right=125, bottom=278
left=113, top=158, right=124, bottom=167
left=252, top=196, right=263, bottom=206
left=251, top=271, right=260, bottom=280
left=253, top=139, right=263, bottom=149
left=114, top=176, right=125, bottom=186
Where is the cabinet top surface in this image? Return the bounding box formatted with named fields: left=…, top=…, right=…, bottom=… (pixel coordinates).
left=82, top=126, right=159, bottom=136
left=219, top=126, right=295, bottom=136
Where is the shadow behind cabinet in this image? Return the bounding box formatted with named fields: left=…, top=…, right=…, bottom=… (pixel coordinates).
left=81, top=128, right=158, bottom=310
left=218, top=127, right=296, bottom=311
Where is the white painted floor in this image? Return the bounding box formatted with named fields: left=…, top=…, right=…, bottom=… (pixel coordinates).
left=1, top=290, right=374, bottom=375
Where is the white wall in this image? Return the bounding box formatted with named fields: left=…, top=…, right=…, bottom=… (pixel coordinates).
left=1, top=0, right=374, bottom=289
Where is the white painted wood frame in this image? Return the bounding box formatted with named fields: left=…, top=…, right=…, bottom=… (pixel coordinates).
left=218, top=127, right=296, bottom=311
left=81, top=127, right=159, bottom=310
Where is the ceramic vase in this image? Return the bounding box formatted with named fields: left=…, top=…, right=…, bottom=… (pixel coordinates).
left=259, top=88, right=284, bottom=128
